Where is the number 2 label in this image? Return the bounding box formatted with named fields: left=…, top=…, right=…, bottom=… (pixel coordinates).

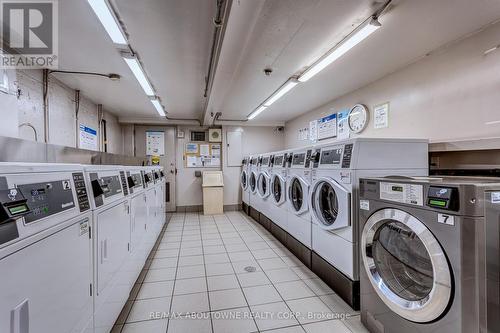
left=62, top=180, right=71, bottom=190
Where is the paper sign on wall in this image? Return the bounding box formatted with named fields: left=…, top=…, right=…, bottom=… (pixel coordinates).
left=79, top=125, right=98, bottom=151
left=185, top=143, right=198, bottom=154
left=374, top=102, right=389, bottom=129
left=318, top=113, right=337, bottom=140
left=309, top=120, right=318, bottom=142
left=200, top=144, right=210, bottom=156
left=298, top=127, right=309, bottom=141
left=337, top=109, right=350, bottom=140
left=146, top=131, right=165, bottom=156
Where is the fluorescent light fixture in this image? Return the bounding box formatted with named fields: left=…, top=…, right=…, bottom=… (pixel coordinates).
left=151, top=99, right=166, bottom=117
left=123, top=57, right=155, bottom=96
left=87, top=0, right=127, bottom=45
left=248, top=106, right=267, bottom=120
left=298, top=18, right=381, bottom=82
left=263, top=80, right=299, bottom=107
left=486, top=120, right=500, bottom=125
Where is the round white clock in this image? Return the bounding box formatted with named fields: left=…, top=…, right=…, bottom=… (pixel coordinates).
left=348, top=104, right=369, bottom=133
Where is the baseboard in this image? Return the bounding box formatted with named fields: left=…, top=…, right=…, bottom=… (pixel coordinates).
left=259, top=214, right=272, bottom=231
left=242, top=202, right=249, bottom=215
left=270, top=223, right=287, bottom=244
left=285, top=234, right=312, bottom=268
left=311, top=251, right=360, bottom=310
left=249, top=206, right=260, bottom=222
left=176, top=204, right=242, bottom=213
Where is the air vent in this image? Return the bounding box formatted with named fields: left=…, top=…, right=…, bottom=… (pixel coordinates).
left=191, top=131, right=206, bottom=142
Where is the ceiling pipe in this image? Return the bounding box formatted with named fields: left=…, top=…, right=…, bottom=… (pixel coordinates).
left=75, top=90, right=80, bottom=148
left=42, top=69, right=50, bottom=143
left=49, top=70, right=121, bottom=81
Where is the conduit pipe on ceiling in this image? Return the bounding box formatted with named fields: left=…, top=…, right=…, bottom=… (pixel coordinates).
left=97, top=104, right=104, bottom=151
left=42, top=69, right=50, bottom=143
left=75, top=90, right=80, bottom=148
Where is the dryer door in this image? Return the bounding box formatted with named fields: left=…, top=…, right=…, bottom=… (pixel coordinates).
left=287, top=175, right=309, bottom=215
left=240, top=170, right=248, bottom=190
left=257, top=172, right=271, bottom=198
left=310, top=177, right=350, bottom=230
left=250, top=171, right=258, bottom=194
left=361, top=208, right=452, bottom=323
left=271, top=174, right=286, bottom=206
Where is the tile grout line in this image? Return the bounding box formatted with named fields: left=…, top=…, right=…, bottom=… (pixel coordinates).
left=212, top=213, right=260, bottom=332
left=199, top=213, right=215, bottom=333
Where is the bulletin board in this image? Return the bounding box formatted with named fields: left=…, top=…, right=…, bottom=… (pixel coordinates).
left=184, top=142, right=221, bottom=168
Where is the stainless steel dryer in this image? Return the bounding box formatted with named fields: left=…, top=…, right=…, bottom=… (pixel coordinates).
left=359, top=176, right=500, bottom=333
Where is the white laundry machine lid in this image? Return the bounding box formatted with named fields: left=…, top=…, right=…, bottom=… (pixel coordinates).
left=287, top=175, right=309, bottom=215
left=361, top=208, right=452, bottom=323
left=309, top=177, right=350, bottom=230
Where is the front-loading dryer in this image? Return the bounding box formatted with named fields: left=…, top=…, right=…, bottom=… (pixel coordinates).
left=286, top=147, right=314, bottom=266
left=84, top=165, right=131, bottom=333
left=257, top=152, right=274, bottom=230
left=309, top=138, right=428, bottom=310
left=359, top=176, right=499, bottom=333
left=248, top=155, right=261, bottom=222
left=268, top=150, right=289, bottom=243
left=241, top=156, right=250, bottom=215
left=0, top=163, right=93, bottom=333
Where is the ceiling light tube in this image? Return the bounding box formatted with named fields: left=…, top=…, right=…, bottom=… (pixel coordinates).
left=123, top=57, right=155, bottom=96
left=298, top=18, right=381, bottom=82
left=247, top=105, right=267, bottom=120
left=151, top=98, right=166, bottom=117
left=263, top=80, right=299, bottom=107
left=87, top=0, right=127, bottom=45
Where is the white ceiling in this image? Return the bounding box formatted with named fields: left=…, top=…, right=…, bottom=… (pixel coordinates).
left=55, top=0, right=500, bottom=125
left=56, top=0, right=215, bottom=120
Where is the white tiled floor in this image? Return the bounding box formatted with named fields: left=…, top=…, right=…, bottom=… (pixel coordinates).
left=112, top=211, right=368, bottom=333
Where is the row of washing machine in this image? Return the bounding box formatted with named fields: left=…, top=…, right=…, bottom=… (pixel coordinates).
left=0, top=163, right=166, bottom=333
left=241, top=138, right=430, bottom=310
left=240, top=137, right=500, bottom=333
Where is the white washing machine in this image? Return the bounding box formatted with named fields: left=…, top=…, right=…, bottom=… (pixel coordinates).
left=0, top=163, right=93, bottom=333
left=241, top=156, right=250, bottom=215
left=142, top=167, right=159, bottom=247
left=124, top=166, right=149, bottom=280
left=268, top=150, right=289, bottom=243
left=248, top=155, right=261, bottom=221
left=257, top=153, right=274, bottom=228
left=309, top=138, right=428, bottom=310
left=84, top=165, right=131, bottom=333
left=286, top=147, right=314, bottom=252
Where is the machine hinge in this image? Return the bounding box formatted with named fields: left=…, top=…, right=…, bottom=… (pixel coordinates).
left=90, top=283, right=93, bottom=296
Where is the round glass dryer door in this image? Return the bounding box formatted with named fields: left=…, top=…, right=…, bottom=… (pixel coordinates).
left=361, top=208, right=452, bottom=323
left=310, top=178, right=350, bottom=230
left=240, top=170, right=248, bottom=190
left=249, top=172, right=257, bottom=193
left=257, top=172, right=270, bottom=198
left=271, top=174, right=286, bottom=205
left=288, top=176, right=309, bottom=215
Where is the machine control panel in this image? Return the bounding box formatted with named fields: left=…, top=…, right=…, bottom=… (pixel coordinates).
left=18, top=180, right=76, bottom=223
left=72, top=173, right=90, bottom=212
left=127, top=172, right=143, bottom=194
left=143, top=172, right=153, bottom=187
left=341, top=144, right=354, bottom=168
left=285, top=153, right=293, bottom=168
left=320, top=147, right=344, bottom=165
left=292, top=152, right=306, bottom=166
left=274, top=155, right=284, bottom=168
left=311, top=149, right=321, bottom=168
left=427, top=186, right=459, bottom=211
left=262, top=157, right=269, bottom=167
left=119, top=171, right=129, bottom=196
left=90, top=173, right=123, bottom=207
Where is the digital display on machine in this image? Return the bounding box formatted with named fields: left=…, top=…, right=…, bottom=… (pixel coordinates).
left=8, top=204, right=29, bottom=215
left=262, top=157, right=269, bottom=166
left=429, top=199, right=447, bottom=207
left=274, top=156, right=283, bottom=166
left=392, top=186, right=404, bottom=192
left=320, top=148, right=343, bottom=165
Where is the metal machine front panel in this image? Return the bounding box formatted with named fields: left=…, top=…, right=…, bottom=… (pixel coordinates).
left=485, top=191, right=500, bottom=333
left=292, top=153, right=306, bottom=166
left=18, top=180, right=75, bottom=224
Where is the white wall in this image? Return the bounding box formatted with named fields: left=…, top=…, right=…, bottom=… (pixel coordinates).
left=222, top=126, right=285, bottom=206
left=285, top=20, right=500, bottom=148
left=9, top=69, right=125, bottom=154
left=0, top=69, right=20, bottom=138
